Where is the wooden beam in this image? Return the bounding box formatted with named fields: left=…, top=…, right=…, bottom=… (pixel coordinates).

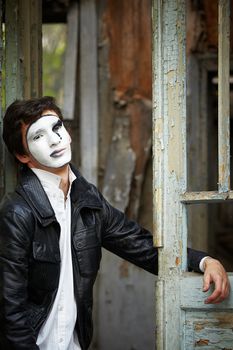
left=80, top=0, right=98, bottom=185
left=5, top=0, right=42, bottom=193
left=63, top=2, right=78, bottom=120
left=218, top=0, right=230, bottom=192
left=152, top=1, right=187, bottom=348
left=5, top=0, right=23, bottom=193
left=181, top=273, right=233, bottom=309
left=181, top=190, right=233, bottom=204
left=30, top=0, right=42, bottom=97
left=102, top=116, right=135, bottom=211
left=0, top=0, right=4, bottom=198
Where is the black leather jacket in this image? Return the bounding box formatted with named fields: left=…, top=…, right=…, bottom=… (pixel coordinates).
left=0, top=165, right=206, bottom=350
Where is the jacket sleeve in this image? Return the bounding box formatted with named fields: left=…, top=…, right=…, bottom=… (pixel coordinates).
left=99, top=192, right=207, bottom=274
left=0, top=209, right=39, bottom=350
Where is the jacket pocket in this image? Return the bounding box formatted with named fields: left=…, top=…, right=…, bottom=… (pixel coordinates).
left=29, top=241, right=60, bottom=291
left=27, top=302, right=46, bottom=331
left=73, top=226, right=101, bottom=277
left=33, top=241, right=61, bottom=263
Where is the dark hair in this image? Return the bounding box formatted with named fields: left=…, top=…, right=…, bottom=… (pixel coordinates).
left=3, top=96, right=63, bottom=157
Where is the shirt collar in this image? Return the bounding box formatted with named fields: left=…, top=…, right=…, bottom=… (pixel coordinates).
left=31, top=166, right=76, bottom=191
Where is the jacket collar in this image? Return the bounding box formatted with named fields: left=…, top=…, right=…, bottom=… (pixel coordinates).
left=69, top=164, right=102, bottom=208
left=16, top=164, right=102, bottom=226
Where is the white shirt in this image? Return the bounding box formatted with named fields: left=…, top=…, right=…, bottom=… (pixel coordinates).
left=32, top=168, right=81, bottom=350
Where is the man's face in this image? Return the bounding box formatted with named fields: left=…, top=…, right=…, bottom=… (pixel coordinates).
left=22, top=111, right=71, bottom=169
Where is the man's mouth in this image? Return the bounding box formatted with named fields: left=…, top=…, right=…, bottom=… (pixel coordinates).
left=50, top=148, right=66, bottom=158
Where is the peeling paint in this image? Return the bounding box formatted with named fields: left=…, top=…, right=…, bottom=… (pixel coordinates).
left=119, top=260, right=130, bottom=278
left=175, top=256, right=180, bottom=266
left=103, top=116, right=136, bottom=211
left=195, top=338, right=209, bottom=346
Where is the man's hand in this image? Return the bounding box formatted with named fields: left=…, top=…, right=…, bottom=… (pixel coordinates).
left=203, top=257, right=230, bottom=304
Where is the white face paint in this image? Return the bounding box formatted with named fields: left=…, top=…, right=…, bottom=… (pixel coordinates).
left=26, top=114, right=71, bottom=168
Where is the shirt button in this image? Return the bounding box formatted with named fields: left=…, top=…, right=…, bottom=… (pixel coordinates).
left=58, top=305, right=63, bottom=311
left=59, top=338, right=63, bottom=343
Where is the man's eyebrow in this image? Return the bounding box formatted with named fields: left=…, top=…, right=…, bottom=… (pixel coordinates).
left=41, top=113, right=58, bottom=117
left=28, top=120, right=61, bottom=137
left=28, top=127, right=45, bottom=137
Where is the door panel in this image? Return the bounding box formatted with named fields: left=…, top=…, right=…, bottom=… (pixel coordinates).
left=181, top=274, right=233, bottom=350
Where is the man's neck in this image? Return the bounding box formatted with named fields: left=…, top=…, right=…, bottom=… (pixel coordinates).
left=28, top=164, right=70, bottom=197
left=59, top=174, right=70, bottom=198
left=56, top=166, right=70, bottom=198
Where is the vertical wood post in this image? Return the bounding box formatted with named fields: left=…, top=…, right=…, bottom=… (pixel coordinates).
left=4, top=0, right=42, bottom=194
left=63, top=2, right=78, bottom=120
left=0, top=0, right=4, bottom=198
left=152, top=1, right=187, bottom=348
left=79, top=0, right=98, bottom=185
left=218, top=0, right=230, bottom=193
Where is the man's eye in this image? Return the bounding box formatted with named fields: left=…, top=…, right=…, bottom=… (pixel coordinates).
left=33, top=134, right=43, bottom=141
left=53, top=121, right=62, bottom=132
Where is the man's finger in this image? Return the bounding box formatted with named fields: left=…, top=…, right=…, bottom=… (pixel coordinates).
left=203, top=273, right=211, bottom=292
left=204, top=276, right=222, bottom=303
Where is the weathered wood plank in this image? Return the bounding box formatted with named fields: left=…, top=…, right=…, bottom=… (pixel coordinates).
left=181, top=190, right=233, bottom=204
left=152, top=0, right=164, bottom=249
left=0, top=0, right=4, bottom=199
left=218, top=0, right=230, bottom=192
left=184, top=310, right=233, bottom=349
left=102, top=116, right=135, bottom=211
left=126, top=99, right=152, bottom=220
left=63, top=2, right=78, bottom=120
left=4, top=0, right=42, bottom=194
left=152, top=0, right=187, bottom=348
left=5, top=0, right=22, bottom=193
left=80, top=0, right=98, bottom=185
left=181, top=273, right=233, bottom=310
left=181, top=273, right=233, bottom=349
left=30, top=0, right=42, bottom=97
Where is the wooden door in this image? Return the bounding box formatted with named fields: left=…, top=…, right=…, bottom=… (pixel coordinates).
left=152, top=1, right=233, bottom=349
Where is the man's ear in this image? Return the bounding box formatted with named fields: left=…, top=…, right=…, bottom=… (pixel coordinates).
left=15, top=153, right=31, bottom=164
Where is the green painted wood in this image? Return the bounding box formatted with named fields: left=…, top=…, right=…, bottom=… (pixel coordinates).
left=4, top=0, right=20, bottom=193
left=0, top=0, right=4, bottom=199
left=4, top=0, right=42, bottom=194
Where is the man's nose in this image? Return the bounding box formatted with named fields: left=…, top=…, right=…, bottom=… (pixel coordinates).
left=49, top=131, right=61, bottom=146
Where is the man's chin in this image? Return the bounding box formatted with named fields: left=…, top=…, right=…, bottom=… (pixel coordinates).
left=42, top=153, right=72, bottom=169
left=31, top=158, right=71, bottom=172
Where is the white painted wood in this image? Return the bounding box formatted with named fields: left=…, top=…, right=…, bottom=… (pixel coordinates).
left=80, top=0, right=98, bottom=185
left=184, top=310, right=233, bottom=349
left=152, top=1, right=187, bottom=348
left=152, top=1, right=233, bottom=349
left=63, top=2, right=78, bottom=120
left=218, top=0, right=230, bottom=193
left=181, top=274, right=233, bottom=349
left=152, top=0, right=164, bottom=249
left=181, top=273, right=233, bottom=309
left=102, top=116, right=136, bottom=211
left=181, top=190, right=233, bottom=203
